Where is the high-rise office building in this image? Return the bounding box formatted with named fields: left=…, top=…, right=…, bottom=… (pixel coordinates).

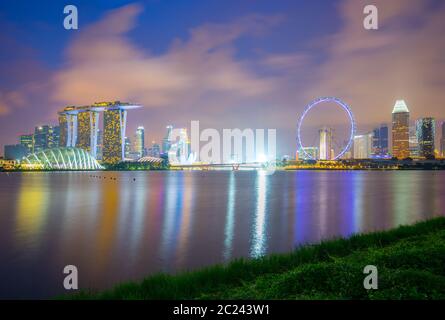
left=372, top=124, right=389, bottom=157
left=441, top=122, right=445, bottom=158
left=20, top=134, right=34, bottom=154
left=124, top=136, right=132, bottom=159
left=148, top=141, right=161, bottom=158
left=416, top=117, right=436, bottom=159
left=319, top=127, right=332, bottom=160
left=134, top=126, right=145, bottom=158
left=4, top=144, right=28, bottom=160
left=391, top=100, right=410, bottom=159
left=354, top=133, right=373, bottom=159
left=50, top=126, right=60, bottom=149
left=162, top=125, right=173, bottom=154
left=409, top=125, right=419, bottom=157
left=33, top=125, right=54, bottom=152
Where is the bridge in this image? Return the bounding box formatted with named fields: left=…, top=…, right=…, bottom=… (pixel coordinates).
left=170, top=162, right=275, bottom=170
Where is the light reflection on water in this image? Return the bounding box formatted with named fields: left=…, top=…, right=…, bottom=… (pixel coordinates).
left=0, top=170, right=444, bottom=298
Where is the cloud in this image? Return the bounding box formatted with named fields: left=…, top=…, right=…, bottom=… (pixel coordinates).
left=302, top=0, right=445, bottom=130
left=51, top=4, right=283, bottom=114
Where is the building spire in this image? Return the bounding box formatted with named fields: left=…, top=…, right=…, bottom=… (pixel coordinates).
left=392, top=100, right=409, bottom=114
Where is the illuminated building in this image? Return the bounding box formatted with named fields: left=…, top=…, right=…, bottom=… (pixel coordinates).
left=416, top=117, right=435, bottom=159
left=58, top=106, right=78, bottom=148
left=162, top=125, right=173, bottom=154
left=32, top=125, right=59, bottom=153
left=22, top=147, right=103, bottom=170
left=124, top=136, right=132, bottom=159
left=392, top=100, right=410, bottom=159
left=59, top=106, right=101, bottom=157
left=148, top=141, right=161, bottom=158
left=20, top=134, right=34, bottom=154
left=168, top=128, right=195, bottom=164
left=441, top=122, right=445, bottom=157
left=59, top=101, right=141, bottom=163
left=96, top=129, right=103, bottom=160
left=298, top=147, right=319, bottom=160
left=372, top=124, right=389, bottom=157
left=76, top=110, right=100, bottom=157
left=409, top=125, right=419, bottom=157
left=102, top=102, right=141, bottom=163
left=319, top=127, right=332, bottom=160
left=354, top=133, right=373, bottom=159
left=4, top=144, right=28, bottom=160
left=134, top=126, right=145, bottom=157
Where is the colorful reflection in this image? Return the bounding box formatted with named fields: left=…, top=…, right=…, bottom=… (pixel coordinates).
left=223, top=172, right=236, bottom=261
left=250, top=171, right=268, bottom=258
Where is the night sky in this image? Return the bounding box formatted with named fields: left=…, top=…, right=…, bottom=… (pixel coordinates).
left=1, top=0, right=444, bottom=156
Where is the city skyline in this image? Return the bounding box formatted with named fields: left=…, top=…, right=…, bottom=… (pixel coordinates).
left=4, top=97, right=444, bottom=162
left=1, top=0, right=445, bottom=156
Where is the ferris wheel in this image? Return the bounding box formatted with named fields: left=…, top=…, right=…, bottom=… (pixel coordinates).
left=297, top=97, right=355, bottom=160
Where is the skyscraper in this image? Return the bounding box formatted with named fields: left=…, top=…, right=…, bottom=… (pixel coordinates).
left=134, top=126, right=145, bottom=158
left=96, top=129, right=103, bottom=161
left=319, top=127, right=332, bottom=160
left=102, top=102, right=142, bottom=163
left=354, top=133, right=373, bottom=159
left=124, top=136, right=132, bottom=159
left=148, top=141, right=161, bottom=158
left=58, top=106, right=78, bottom=148
left=51, top=126, right=60, bottom=149
left=441, top=122, right=445, bottom=158
left=33, top=125, right=57, bottom=152
left=391, top=100, right=410, bottom=159
left=20, top=134, right=34, bottom=154
left=76, top=110, right=100, bottom=157
left=409, top=125, right=419, bottom=157
left=416, top=117, right=436, bottom=159
left=372, top=124, right=389, bottom=157
left=162, top=125, right=173, bottom=154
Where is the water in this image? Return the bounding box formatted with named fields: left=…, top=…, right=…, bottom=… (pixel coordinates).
left=0, top=170, right=444, bottom=298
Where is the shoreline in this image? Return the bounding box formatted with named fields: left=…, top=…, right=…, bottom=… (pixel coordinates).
left=65, top=217, right=445, bottom=300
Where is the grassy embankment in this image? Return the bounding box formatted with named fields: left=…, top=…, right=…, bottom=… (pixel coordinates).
left=68, top=217, right=445, bottom=300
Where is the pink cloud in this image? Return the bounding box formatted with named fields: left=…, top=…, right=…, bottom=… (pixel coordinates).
left=51, top=4, right=283, bottom=113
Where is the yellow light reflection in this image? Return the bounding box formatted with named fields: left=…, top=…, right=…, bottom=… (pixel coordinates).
left=15, top=173, right=49, bottom=245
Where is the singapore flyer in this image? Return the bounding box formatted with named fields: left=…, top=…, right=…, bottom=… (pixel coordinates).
left=297, top=97, right=356, bottom=161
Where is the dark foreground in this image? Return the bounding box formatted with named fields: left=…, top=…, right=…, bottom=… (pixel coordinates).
left=67, top=217, right=445, bottom=300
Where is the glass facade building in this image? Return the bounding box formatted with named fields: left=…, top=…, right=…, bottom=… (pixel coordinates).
left=319, top=127, right=332, bottom=160
left=416, top=117, right=436, bottom=159
left=354, top=133, right=373, bottom=159
left=134, top=126, right=145, bottom=158
left=372, top=124, right=389, bottom=157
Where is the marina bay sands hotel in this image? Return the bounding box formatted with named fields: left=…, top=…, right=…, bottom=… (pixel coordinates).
left=58, top=101, right=141, bottom=163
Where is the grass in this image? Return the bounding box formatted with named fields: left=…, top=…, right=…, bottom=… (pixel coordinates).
left=65, top=217, right=445, bottom=300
